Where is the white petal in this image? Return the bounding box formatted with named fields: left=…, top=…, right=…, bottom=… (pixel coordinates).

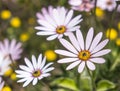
left=55, top=50, right=77, bottom=57
left=68, top=32, right=81, bottom=51
left=78, top=61, right=85, bottom=73
left=32, top=55, right=37, bottom=69
left=76, top=29, right=84, bottom=50
left=37, top=20, right=54, bottom=29
left=40, top=56, right=46, bottom=69
left=86, top=27, right=94, bottom=50
left=59, top=39, right=78, bottom=54
left=67, top=26, right=80, bottom=32
left=90, top=58, right=105, bottom=64
left=91, top=39, right=109, bottom=54
left=47, top=34, right=58, bottom=41
left=59, top=7, right=66, bottom=25
left=89, top=32, right=103, bottom=52
left=37, top=54, right=42, bottom=68
left=64, top=10, right=73, bottom=25
left=86, top=61, right=95, bottom=71
left=91, top=49, right=111, bottom=57
left=67, top=15, right=82, bottom=28
left=24, top=58, right=34, bottom=71
left=35, top=26, right=55, bottom=31
left=23, top=78, right=33, bottom=87
left=32, top=78, right=38, bottom=85
left=17, top=78, right=28, bottom=83
left=41, top=73, right=50, bottom=77
left=42, top=63, right=53, bottom=71
left=58, top=58, right=79, bottom=63
left=37, top=31, right=56, bottom=35
left=66, top=61, right=80, bottom=70
left=44, top=14, right=57, bottom=27
left=43, top=67, right=54, bottom=73
left=19, top=65, right=32, bottom=73
left=52, top=9, right=60, bottom=25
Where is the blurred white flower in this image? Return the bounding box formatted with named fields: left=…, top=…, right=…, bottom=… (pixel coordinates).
left=35, top=6, right=83, bottom=41
left=68, top=0, right=94, bottom=12
left=0, top=39, right=23, bottom=61
left=97, top=0, right=116, bottom=11
left=0, top=77, right=4, bottom=90
left=0, top=52, right=11, bottom=75
left=55, top=27, right=111, bottom=73
left=15, top=54, right=54, bottom=87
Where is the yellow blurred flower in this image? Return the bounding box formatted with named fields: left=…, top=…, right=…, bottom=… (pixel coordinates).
left=45, top=50, right=57, bottom=61
left=106, top=28, right=118, bottom=40
left=10, top=73, right=17, bottom=80
left=28, top=17, right=35, bottom=25
left=1, top=10, right=11, bottom=20
left=95, top=7, right=104, bottom=18
left=118, top=22, right=120, bottom=30
left=2, top=86, right=12, bottom=91
left=20, top=33, right=29, bottom=42
left=10, top=17, right=21, bottom=28
left=116, top=38, right=120, bottom=46
left=4, top=68, right=13, bottom=77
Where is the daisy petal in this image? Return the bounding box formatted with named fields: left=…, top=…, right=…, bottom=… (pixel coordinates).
left=91, top=49, right=111, bottom=57
left=76, top=29, right=84, bottom=50
left=47, top=34, right=58, bottom=41
left=58, top=58, right=79, bottom=63
left=86, top=27, right=94, bottom=50
left=89, top=32, right=103, bottom=52
left=23, top=78, right=33, bottom=87
left=64, top=10, right=73, bottom=25
left=55, top=50, right=77, bottom=57
left=37, top=31, right=56, bottom=35
left=91, top=39, right=109, bottom=54
left=68, top=32, right=80, bottom=51
left=59, top=39, right=78, bottom=54
left=90, top=58, right=105, bottom=64
left=86, top=61, right=95, bottom=71
left=32, top=78, right=38, bottom=85
left=78, top=61, right=85, bottom=73
left=66, top=61, right=80, bottom=70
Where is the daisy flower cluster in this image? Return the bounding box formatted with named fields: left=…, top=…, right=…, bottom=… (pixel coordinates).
left=0, top=39, right=22, bottom=89
left=68, top=0, right=119, bottom=12
left=35, top=5, right=111, bottom=75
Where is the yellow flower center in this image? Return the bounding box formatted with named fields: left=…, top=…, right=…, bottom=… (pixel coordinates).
left=32, top=70, right=41, bottom=77
left=56, top=26, right=66, bottom=34
left=78, top=50, right=91, bottom=61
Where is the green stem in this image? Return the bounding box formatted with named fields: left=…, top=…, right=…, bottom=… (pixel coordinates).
left=86, top=67, right=96, bottom=91
left=77, top=73, right=81, bottom=90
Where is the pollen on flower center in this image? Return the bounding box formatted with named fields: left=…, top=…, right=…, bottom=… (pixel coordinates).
left=78, top=50, right=91, bottom=61
left=32, top=70, right=41, bottom=77
left=56, top=26, right=66, bottom=34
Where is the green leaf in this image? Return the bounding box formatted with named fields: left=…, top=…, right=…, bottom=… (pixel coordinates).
left=51, top=77, right=78, bottom=91
left=97, top=80, right=116, bottom=91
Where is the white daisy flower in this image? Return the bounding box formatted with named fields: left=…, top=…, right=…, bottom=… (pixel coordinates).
left=0, top=52, right=11, bottom=75
left=55, top=27, right=111, bottom=73
left=35, top=6, right=83, bottom=41
left=0, top=39, right=23, bottom=61
left=15, top=54, right=54, bottom=87
left=97, top=0, right=116, bottom=11
left=0, top=77, right=4, bottom=90
left=68, top=0, right=94, bottom=12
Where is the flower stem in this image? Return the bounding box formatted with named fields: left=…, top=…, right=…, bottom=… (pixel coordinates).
left=86, top=67, right=96, bottom=91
